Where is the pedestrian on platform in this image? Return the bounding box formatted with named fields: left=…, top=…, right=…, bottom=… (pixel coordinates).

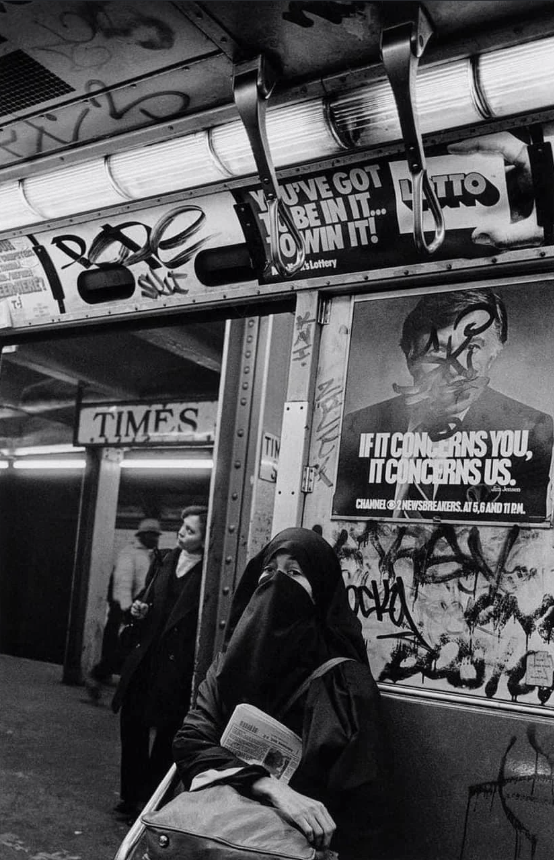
left=86, top=518, right=162, bottom=703
left=111, top=505, right=208, bottom=821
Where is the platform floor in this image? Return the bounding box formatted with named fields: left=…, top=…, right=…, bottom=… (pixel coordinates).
left=0, top=654, right=131, bottom=860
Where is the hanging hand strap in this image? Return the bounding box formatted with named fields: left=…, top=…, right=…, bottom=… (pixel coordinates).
left=233, top=55, right=307, bottom=277
left=380, top=6, right=445, bottom=256
left=275, top=657, right=355, bottom=720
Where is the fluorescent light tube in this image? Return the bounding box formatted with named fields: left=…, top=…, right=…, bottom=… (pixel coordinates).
left=478, top=37, right=554, bottom=116
left=211, top=99, right=339, bottom=176
left=108, top=133, right=226, bottom=198
left=13, top=459, right=87, bottom=470
left=121, top=458, right=213, bottom=470
left=330, top=59, right=481, bottom=147
left=23, top=161, right=125, bottom=220
left=0, top=182, right=40, bottom=231
left=11, top=444, right=86, bottom=455
left=1, top=37, right=553, bottom=231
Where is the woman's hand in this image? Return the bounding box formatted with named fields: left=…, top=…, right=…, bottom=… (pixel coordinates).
left=130, top=600, right=149, bottom=619
left=251, top=776, right=336, bottom=850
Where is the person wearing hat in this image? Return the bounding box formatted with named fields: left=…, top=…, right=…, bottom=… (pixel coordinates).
left=85, top=517, right=163, bottom=703
left=111, top=505, right=208, bottom=821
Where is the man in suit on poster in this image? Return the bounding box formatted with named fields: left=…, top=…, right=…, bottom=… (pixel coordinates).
left=333, top=288, right=553, bottom=521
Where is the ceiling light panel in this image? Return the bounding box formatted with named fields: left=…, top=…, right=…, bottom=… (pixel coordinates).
left=478, top=37, right=554, bottom=116
left=23, top=160, right=125, bottom=220
left=108, top=133, right=227, bottom=199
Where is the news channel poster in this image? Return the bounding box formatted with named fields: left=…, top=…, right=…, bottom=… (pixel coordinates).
left=332, top=283, right=554, bottom=525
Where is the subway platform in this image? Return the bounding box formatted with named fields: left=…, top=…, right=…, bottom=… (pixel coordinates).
left=0, top=654, right=132, bottom=860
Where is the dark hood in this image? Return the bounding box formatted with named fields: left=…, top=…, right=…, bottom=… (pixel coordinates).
left=216, top=528, right=368, bottom=717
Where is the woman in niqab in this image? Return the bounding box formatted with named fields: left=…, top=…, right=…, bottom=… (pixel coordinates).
left=173, top=527, right=393, bottom=859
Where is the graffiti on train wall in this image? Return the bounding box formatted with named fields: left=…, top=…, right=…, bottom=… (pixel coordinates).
left=460, top=726, right=554, bottom=860
left=0, top=77, right=191, bottom=165
left=313, top=375, right=344, bottom=489
left=0, top=1, right=185, bottom=66
left=292, top=310, right=317, bottom=366
left=32, top=2, right=177, bottom=62
left=331, top=518, right=554, bottom=708
left=0, top=1, right=213, bottom=165
left=0, top=192, right=245, bottom=326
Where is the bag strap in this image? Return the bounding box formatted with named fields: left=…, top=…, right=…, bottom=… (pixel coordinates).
left=275, top=656, right=355, bottom=720
left=123, top=549, right=167, bottom=620
left=141, top=548, right=170, bottom=604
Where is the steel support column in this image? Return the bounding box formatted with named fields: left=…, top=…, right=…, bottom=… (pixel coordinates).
left=272, top=291, right=324, bottom=532
left=63, top=448, right=122, bottom=684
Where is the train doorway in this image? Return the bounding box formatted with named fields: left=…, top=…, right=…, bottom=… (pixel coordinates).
left=0, top=318, right=222, bottom=663
left=0, top=309, right=293, bottom=676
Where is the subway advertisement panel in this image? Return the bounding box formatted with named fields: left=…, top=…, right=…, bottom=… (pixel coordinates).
left=0, top=126, right=550, bottom=329
left=310, top=281, right=554, bottom=713
left=235, top=150, right=510, bottom=278
left=0, top=192, right=245, bottom=328
left=332, top=283, right=554, bottom=526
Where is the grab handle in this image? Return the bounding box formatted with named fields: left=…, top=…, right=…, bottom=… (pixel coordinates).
left=412, top=168, right=445, bottom=255
left=380, top=6, right=445, bottom=255
left=267, top=197, right=306, bottom=276
left=233, top=55, right=306, bottom=277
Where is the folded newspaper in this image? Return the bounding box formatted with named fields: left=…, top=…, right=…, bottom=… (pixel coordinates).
left=221, top=703, right=302, bottom=784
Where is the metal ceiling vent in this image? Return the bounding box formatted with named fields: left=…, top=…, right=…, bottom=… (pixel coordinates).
left=0, top=50, right=73, bottom=116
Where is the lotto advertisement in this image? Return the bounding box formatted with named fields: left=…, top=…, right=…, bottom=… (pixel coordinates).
left=234, top=147, right=513, bottom=280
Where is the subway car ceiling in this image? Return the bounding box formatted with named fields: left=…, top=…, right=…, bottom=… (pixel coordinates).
left=1, top=0, right=554, bottom=183
left=0, top=3, right=554, bottom=276
left=3, top=0, right=554, bottom=405
left=0, top=1, right=553, bottom=209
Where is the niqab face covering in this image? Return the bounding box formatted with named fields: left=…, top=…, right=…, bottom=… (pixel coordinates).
left=218, top=527, right=369, bottom=720
left=216, top=570, right=326, bottom=717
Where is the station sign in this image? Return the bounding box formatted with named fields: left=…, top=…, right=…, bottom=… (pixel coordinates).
left=76, top=399, right=218, bottom=446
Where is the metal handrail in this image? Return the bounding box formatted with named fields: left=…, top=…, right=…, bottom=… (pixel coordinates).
left=113, top=764, right=180, bottom=860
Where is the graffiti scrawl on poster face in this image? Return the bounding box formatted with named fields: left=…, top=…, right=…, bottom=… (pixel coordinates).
left=333, top=284, right=554, bottom=525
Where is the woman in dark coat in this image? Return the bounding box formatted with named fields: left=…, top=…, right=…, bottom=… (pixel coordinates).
left=112, top=505, right=208, bottom=819
left=172, top=527, right=393, bottom=860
